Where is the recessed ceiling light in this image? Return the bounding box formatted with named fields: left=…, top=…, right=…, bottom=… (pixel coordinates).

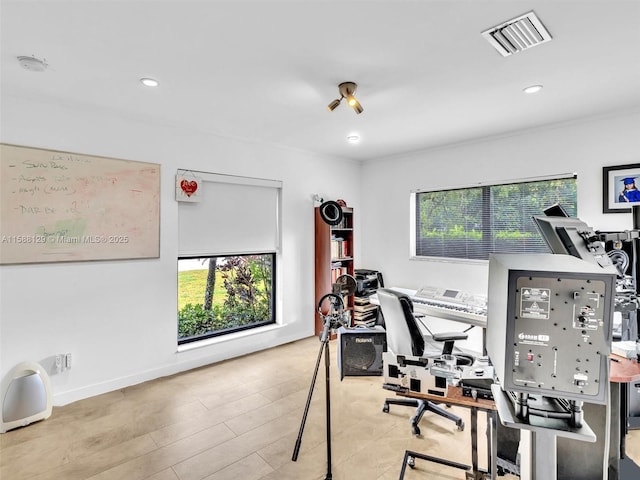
left=347, top=134, right=360, bottom=143
left=140, top=77, right=159, bottom=87
left=523, top=84, right=543, bottom=94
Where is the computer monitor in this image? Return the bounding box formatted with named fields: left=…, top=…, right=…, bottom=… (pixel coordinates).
left=543, top=202, right=570, bottom=217
left=532, top=215, right=616, bottom=271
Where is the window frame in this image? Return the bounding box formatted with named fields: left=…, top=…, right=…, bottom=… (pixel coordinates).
left=177, top=252, right=277, bottom=345
left=176, top=170, right=282, bottom=345
left=410, top=173, right=577, bottom=263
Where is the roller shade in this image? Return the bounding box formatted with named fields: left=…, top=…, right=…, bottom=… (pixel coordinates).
left=178, top=171, right=281, bottom=256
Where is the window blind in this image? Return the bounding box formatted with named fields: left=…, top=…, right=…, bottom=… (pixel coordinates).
left=414, top=175, right=577, bottom=260
left=178, top=171, right=281, bottom=256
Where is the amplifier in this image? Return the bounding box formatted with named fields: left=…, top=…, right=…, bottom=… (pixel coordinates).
left=461, top=384, right=494, bottom=401
left=460, top=360, right=495, bottom=400
left=337, top=326, right=386, bottom=380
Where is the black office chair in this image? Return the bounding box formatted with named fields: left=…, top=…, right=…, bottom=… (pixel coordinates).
left=377, top=288, right=470, bottom=436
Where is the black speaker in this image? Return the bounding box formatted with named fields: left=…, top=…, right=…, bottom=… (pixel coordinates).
left=337, top=326, right=386, bottom=380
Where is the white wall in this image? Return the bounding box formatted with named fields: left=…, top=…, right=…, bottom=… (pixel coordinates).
left=3, top=94, right=637, bottom=406
left=359, top=111, right=640, bottom=354
left=0, top=95, right=361, bottom=405
left=360, top=110, right=640, bottom=296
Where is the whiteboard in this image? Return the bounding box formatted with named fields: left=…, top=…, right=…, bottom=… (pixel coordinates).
left=1, top=144, right=160, bottom=264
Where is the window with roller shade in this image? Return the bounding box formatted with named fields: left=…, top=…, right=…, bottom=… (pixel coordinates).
left=413, top=175, right=577, bottom=261
left=177, top=171, right=281, bottom=344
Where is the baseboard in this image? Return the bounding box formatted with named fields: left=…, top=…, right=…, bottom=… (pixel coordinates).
left=52, top=327, right=306, bottom=406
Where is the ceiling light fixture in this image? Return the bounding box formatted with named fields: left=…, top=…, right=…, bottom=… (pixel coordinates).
left=17, top=55, right=48, bottom=72
left=327, top=82, right=364, bottom=114
left=140, top=77, right=159, bottom=87
left=347, top=134, right=360, bottom=143
left=523, top=84, right=543, bottom=94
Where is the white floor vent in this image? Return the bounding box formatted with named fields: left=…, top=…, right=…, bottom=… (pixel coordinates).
left=1, top=362, right=52, bottom=433
left=482, top=11, right=552, bottom=57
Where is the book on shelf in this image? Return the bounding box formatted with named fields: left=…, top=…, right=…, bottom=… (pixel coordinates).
left=343, top=214, right=353, bottom=229
left=332, top=215, right=352, bottom=229
left=331, top=266, right=348, bottom=283
left=330, top=236, right=350, bottom=259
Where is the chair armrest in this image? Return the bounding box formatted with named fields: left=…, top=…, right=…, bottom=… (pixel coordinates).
left=432, top=332, right=468, bottom=342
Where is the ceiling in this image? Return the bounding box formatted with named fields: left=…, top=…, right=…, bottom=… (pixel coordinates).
left=2, top=0, right=639, bottom=162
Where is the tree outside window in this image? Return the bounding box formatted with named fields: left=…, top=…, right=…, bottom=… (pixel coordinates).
left=178, top=253, right=275, bottom=343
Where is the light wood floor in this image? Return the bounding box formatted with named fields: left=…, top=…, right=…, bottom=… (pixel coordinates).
left=1, top=336, right=639, bottom=480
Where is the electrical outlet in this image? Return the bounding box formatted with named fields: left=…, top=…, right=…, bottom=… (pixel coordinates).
left=55, top=354, right=63, bottom=373
left=65, top=353, right=72, bottom=369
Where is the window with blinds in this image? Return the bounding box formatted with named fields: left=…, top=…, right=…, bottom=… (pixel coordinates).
left=414, top=175, right=577, bottom=260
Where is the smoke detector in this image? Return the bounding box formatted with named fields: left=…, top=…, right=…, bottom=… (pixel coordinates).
left=17, top=55, right=48, bottom=72
left=482, top=11, right=552, bottom=57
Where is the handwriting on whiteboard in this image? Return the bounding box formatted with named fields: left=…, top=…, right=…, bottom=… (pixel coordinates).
left=1, top=144, right=160, bottom=264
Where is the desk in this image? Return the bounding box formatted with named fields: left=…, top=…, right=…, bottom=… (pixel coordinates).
left=610, top=356, right=640, bottom=479
left=552, top=357, right=640, bottom=480
left=397, top=386, right=497, bottom=480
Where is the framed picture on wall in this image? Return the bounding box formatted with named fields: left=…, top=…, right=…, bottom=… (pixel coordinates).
left=603, top=163, right=640, bottom=213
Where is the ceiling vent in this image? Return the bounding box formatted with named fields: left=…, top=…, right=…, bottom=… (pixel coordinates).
left=482, top=11, right=552, bottom=57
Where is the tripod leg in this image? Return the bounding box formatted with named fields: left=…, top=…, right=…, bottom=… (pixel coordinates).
left=292, top=334, right=327, bottom=462
left=324, top=339, right=332, bottom=480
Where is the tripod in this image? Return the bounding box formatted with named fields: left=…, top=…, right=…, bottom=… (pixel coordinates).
left=292, top=293, right=345, bottom=480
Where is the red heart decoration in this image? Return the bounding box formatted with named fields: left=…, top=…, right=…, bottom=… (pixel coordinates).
left=180, top=179, right=198, bottom=197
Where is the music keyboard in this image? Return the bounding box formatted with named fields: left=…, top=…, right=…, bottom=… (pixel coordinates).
left=412, top=285, right=487, bottom=327
left=410, top=296, right=487, bottom=327
left=370, top=286, right=487, bottom=328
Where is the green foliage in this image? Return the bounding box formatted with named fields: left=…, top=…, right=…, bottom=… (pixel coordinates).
left=178, top=303, right=224, bottom=337
left=177, top=255, right=273, bottom=339
left=421, top=225, right=482, bottom=239
left=495, top=230, right=534, bottom=239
